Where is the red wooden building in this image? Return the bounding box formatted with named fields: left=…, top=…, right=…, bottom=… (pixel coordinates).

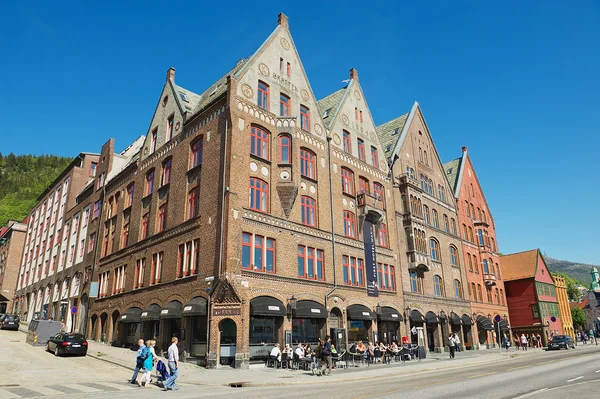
left=502, top=249, right=563, bottom=346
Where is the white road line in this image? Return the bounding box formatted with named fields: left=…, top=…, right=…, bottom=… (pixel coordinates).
left=596, top=370, right=600, bottom=373
left=513, top=388, right=548, bottom=399
left=566, top=376, right=584, bottom=382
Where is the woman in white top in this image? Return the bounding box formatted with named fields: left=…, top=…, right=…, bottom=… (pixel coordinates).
left=270, top=343, right=282, bottom=361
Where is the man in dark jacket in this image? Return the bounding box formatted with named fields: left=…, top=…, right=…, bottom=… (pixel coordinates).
left=129, top=339, right=148, bottom=384
left=320, top=336, right=332, bottom=376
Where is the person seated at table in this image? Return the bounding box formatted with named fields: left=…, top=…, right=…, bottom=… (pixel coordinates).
left=366, top=342, right=375, bottom=362
left=304, top=344, right=312, bottom=357
left=390, top=341, right=399, bottom=353
left=270, top=343, right=282, bottom=363
left=294, top=343, right=305, bottom=359
left=357, top=341, right=366, bottom=353
left=284, top=343, right=293, bottom=358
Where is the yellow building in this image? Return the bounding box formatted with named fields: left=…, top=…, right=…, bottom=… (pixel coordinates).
left=553, top=275, right=575, bottom=340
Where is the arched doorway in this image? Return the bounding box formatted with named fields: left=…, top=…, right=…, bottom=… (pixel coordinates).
left=219, top=318, right=237, bottom=367
left=111, top=310, right=120, bottom=345
left=329, top=307, right=345, bottom=351
left=78, top=294, right=89, bottom=335
left=100, top=313, right=108, bottom=342
left=89, top=314, right=98, bottom=340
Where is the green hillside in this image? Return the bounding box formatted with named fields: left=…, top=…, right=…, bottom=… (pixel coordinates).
left=544, top=255, right=594, bottom=287
left=0, top=153, right=72, bottom=226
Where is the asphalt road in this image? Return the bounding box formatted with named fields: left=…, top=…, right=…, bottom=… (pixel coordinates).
left=2, top=327, right=600, bottom=399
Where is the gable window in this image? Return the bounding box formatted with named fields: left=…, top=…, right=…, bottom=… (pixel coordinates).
left=433, top=275, right=443, bottom=296
left=443, top=215, right=449, bottom=232
left=90, top=162, right=98, bottom=177
left=280, top=93, right=290, bottom=116
left=134, top=258, right=145, bottom=289
left=150, top=252, right=163, bottom=285
left=188, top=186, right=200, bottom=219
left=300, top=105, right=310, bottom=131
left=300, top=148, right=316, bottom=179
left=423, top=205, right=430, bottom=225
left=359, top=177, right=369, bottom=194
left=373, top=182, right=385, bottom=208
left=343, top=210, right=357, bottom=238
left=167, top=114, right=174, bottom=141
left=250, top=126, right=269, bottom=160
left=144, top=169, right=155, bottom=196
left=151, top=128, right=157, bottom=153
left=438, top=185, right=445, bottom=202
left=343, top=130, right=351, bottom=154
left=249, top=178, right=268, bottom=213
left=341, top=168, right=354, bottom=195
left=454, top=280, right=462, bottom=299
left=450, top=245, right=458, bottom=266
left=190, top=136, right=204, bottom=169
left=343, top=255, right=364, bottom=286
left=125, top=183, right=134, bottom=208
left=161, top=158, right=172, bottom=186
left=429, top=238, right=440, bottom=261
left=468, top=227, right=474, bottom=243
left=377, top=223, right=388, bottom=247
left=482, top=259, right=490, bottom=274
left=241, top=232, right=276, bottom=273
left=297, top=245, right=324, bottom=280
left=432, top=209, right=439, bottom=228
left=121, top=224, right=129, bottom=248
left=257, top=81, right=269, bottom=110
left=357, top=138, right=365, bottom=161
left=477, top=229, right=484, bottom=246
left=301, top=196, right=316, bottom=227
left=450, top=218, right=457, bottom=235
left=467, top=253, right=473, bottom=272
left=157, top=203, right=168, bottom=233
left=279, top=134, right=291, bottom=164
left=473, top=255, right=479, bottom=273
left=287, top=62, right=291, bottom=77
left=371, top=146, right=379, bottom=168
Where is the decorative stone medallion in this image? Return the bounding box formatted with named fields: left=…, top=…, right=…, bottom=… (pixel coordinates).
left=333, top=134, right=341, bottom=145
left=314, top=123, right=323, bottom=136
left=354, top=90, right=361, bottom=100
left=370, top=132, right=377, bottom=142
left=301, top=89, right=309, bottom=101
left=379, top=160, right=387, bottom=170
left=258, top=62, right=270, bottom=76
left=280, top=37, right=290, bottom=50
left=342, top=114, right=349, bottom=126
left=250, top=162, right=258, bottom=172
left=242, top=84, right=253, bottom=99
left=279, top=171, right=290, bottom=180
left=261, top=166, right=269, bottom=177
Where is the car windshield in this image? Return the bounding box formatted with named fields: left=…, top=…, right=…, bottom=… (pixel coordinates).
left=64, top=334, right=85, bottom=341
left=551, top=336, right=567, bottom=342
left=4, top=315, right=18, bottom=321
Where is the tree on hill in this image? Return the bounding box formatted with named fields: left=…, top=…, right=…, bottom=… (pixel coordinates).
left=551, top=272, right=582, bottom=302
left=571, top=307, right=586, bottom=329
left=0, top=152, right=72, bottom=226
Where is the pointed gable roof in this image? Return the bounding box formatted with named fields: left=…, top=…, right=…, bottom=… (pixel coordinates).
left=317, top=87, right=347, bottom=129
left=443, top=157, right=462, bottom=195
left=192, top=60, right=247, bottom=115
left=377, top=113, right=409, bottom=159
left=501, top=249, right=540, bottom=281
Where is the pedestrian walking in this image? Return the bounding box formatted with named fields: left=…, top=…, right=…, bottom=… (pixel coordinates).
left=448, top=334, right=456, bottom=359
left=503, top=334, right=510, bottom=352
left=129, top=339, right=148, bottom=384
left=163, top=337, right=179, bottom=391
left=520, top=334, right=528, bottom=351
left=590, top=329, right=597, bottom=345
left=138, top=340, right=154, bottom=387
left=514, top=334, right=520, bottom=351
left=454, top=333, right=461, bottom=352
left=536, top=333, right=542, bottom=348
left=313, top=339, right=323, bottom=374
left=320, top=335, right=332, bottom=376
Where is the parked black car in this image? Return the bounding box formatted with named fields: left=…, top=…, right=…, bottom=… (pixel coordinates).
left=0, top=314, right=20, bottom=330
left=547, top=335, right=575, bottom=350
left=45, top=333, right=88, bottom=356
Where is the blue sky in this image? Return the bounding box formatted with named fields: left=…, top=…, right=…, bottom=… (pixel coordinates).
left=1, top=1, right=598, bottom=264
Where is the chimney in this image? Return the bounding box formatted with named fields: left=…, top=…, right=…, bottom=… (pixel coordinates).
left=278, top=13, right=289, bottom=28
left=350, top=68, right=359, bottom=81
left=462, top=146, right=468, bottom=153
left=166, top=67, right=175, bottom=83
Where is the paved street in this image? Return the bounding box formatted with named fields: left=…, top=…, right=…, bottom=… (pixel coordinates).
left=2, top=328, right=600, bottom=398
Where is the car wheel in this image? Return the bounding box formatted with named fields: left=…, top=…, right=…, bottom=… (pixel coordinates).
left=54, top=346, right=60, bottom=357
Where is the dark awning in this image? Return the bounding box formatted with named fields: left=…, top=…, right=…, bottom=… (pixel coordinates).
left=182, top=297, right=207, bottom=317
left=476, top=315, right=493, bottom=331
left=461, top=314, right=474, bottom=326
left=0, top=293, right=9, bottom=302
left=347, top=304, right=375, bottom=320
left=410, top=309, right=425, bottom=323
left=160, top=301, right=182, bottom=319
left=496, top=319, right=510, bottom=332
left=294, top=300, right=326, bottom=319
left=120, top=307, right=142, bottom=324
left=378, top=306, right=404, bottom=322
left=450, top=312, right=462, bottom=326
left=140, top=304, right=161, bottom=321
left=250, top=296, right=286, bottom=317
left=425, top=311, right=439, bottom=324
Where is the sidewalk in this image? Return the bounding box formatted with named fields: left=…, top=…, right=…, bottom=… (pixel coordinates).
left=86, top=340, right=546, bottom=388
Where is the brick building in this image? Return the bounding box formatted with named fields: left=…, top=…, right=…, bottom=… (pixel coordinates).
left=0, top=220, right=27, bottom=314
left=502, top=249, right=563, bottom=346
left=13, top=153, right=100, bottom=330
left=378, top=103, right=473, bottom=352
left=444, top=147, right=510, bottom=349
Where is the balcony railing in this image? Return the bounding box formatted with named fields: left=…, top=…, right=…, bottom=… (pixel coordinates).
left=357, top=192, right=384, bottom=211
left=357, top=192, right=385, bottom=224
left=407, top=251, right=430, bottom=272
left=484, top=273, right=497, bottom=286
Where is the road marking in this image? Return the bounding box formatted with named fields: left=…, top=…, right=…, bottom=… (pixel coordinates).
left=513, top=388, right=548, bottom=399
left=507, top=365, right=530, bottom=371
left=566, top=376, right=584, bottom=382
left=536, top=360, right=555, bottom=365
left=596, top=370, right=600, bottom=373
left=468, top=372, right=497, bottom=379
left=413, top=379, right=456, bottom=388
left=352, top=388, right=405, bottom=399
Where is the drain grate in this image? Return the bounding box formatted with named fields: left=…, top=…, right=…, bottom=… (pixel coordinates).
left=229, top=382, right=248, bottom=388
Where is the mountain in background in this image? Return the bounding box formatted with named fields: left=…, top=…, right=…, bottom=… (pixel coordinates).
left=543, top=255, right=595, bottom=287
left=0, top=153, right=72, bottom=226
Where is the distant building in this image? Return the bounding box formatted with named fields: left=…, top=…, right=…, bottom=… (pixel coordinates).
left=581, top=267, right=600, bottom=333
left=502, top=249, right=562, bottom=346
left=0, top=220, right=27, bottom=314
